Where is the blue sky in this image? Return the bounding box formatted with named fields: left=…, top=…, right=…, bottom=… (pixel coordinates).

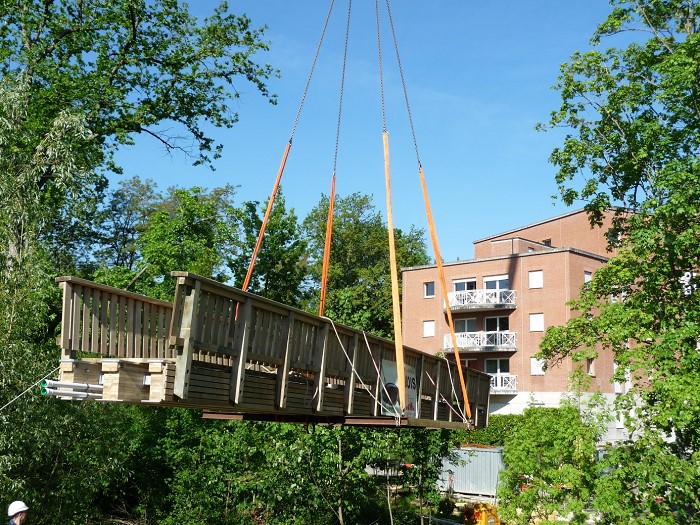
left=114, top=1, right=614, bottom=262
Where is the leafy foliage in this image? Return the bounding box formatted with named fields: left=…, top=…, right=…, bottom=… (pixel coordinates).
left=229, top=191, right=310, bottom=307
left=303, top=192, right=430, bottom=337
left=539, top=1, right=700, bottom=522
left=497, top=402, right=605, bottom=525
left=457, top=413, right=524, bottom=446
left=0, top=0, right=277, bottom=170
left=0, top=3, right=455, bottom=524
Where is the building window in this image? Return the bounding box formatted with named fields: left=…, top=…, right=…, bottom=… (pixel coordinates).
left=454, top=318, right=477, bottom=333
left=453, top=279, right=476, bottom=292
left=681, top=271, right=696, bottom=296
left=423, top=320, right=435, bottom=337
left=423, top=281, right=435, bottom=298
left=615, top=394, right=626, bottom=428
left=485, top=316, right=509, bottom=332
left=542, top=239, right=552, bottom=247
left=586, top=358, right=596, bottom=376
left=529, top=313, right=544, bottom=332
left=584, top=271, right=592, bottom=283
left=484, top=274, right=509, bottom=290
left=528, top=270, right=543, bottom=289
left=485, top=358, right=509, bottom=375
left=530, top=357, right=545, bottom=376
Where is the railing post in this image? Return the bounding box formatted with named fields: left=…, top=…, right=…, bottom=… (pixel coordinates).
left=275, top=311, right=295, bottom=409
left=229, top=299, right=252, bottom=404
left=343, top=333, right=359, bottom=414
left=415, top=355, right=425, bottom=419
left=432, top=360, right=442, bottom=420
left=173, top=279, right=200, bottom=399
left=58, top=281, right=74, bottom=359
left=313, top=323, right=329, bottom=412
left=372, top=342, right=385, bottom=416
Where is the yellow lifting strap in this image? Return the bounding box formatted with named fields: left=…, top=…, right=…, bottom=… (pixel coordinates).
left=382, top=130, right=407, bottom=410
left=376, top=0, right=471, bottom=420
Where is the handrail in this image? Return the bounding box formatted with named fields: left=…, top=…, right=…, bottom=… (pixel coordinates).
left=56, top=276, right=174, bottom=360
left=443, top=331, right=517, bottom=351
left=56, top=276, right=172, bottom=308
left=446, top=289, right=517, bottom=309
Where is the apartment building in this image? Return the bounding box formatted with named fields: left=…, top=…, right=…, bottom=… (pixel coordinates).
left=402, top=210, right=627, bottom=439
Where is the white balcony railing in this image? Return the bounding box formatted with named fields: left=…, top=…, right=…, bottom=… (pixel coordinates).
left=490, top=374, right=518, bottom=394
left=446, top=289, right=516, bottom=311
left=443, top=331, right=517, bottom=351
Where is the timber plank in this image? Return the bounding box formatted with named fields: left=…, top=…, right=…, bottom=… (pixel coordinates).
left=91, top=288, right=100, bottom=353
left=81, top=286, right=91, bottom=352
left=100, top=291, right=109, bottom=356
left=59, top=282, right=72, bottom=358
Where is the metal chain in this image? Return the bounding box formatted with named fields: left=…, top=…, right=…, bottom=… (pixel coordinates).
left=375, top=0, right=387, bottom=132
left=289, top=0, right=337, bottom=142
left=384, top=0, right=421, bottom=166
left=333, top=0, right=352, bottom=174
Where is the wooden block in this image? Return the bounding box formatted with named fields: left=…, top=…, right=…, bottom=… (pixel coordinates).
left=148, top=360, right=175, bottom=402
left=101, top=361, right=148, bottom=402
left=59, top=360, right=102, bottom=386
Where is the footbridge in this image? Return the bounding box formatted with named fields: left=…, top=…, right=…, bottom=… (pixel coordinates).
left=49, top=273, right=491, bottom=429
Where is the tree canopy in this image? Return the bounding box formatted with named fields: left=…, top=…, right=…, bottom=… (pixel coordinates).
left=0, top=0, right=277, bottom=280
left=303, top=192, right=430, bottom=338
left=539, top=1, right=700, bottom=522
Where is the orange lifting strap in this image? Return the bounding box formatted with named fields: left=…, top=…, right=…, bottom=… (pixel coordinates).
left=241, top=0, right=337, bottom=294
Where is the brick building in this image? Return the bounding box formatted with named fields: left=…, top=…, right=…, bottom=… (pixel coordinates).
left=402, top=209, right=627, bottom=440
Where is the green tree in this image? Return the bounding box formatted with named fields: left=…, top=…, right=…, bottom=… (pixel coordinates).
left=0, top=76, right=95, bottom=280
left=95, top=176, right=162, bottom=271
left=95, top=185, right=241, bottom=299
left=1, top=2, right=277, bottom=514
left=497, top=401, right=605, bottom=525
left=456, top=413, right=524, bottom=447
left=230, top=191, right=310, bottom=307
left=539, top=1, right=700, bottom=522
left=1, top=0, right=276, bottom=274
left=399, top=429, right=456, bottom=523
left=303, top=192, right=430, bottom=337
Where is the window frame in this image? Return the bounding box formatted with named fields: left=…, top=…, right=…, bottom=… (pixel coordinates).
left=529, top=312, right=545, bottom=332
left=453, top=278, right=476, bottom=292
left=484, top=274, right=509, bottom=290
left=528, top=270, right=544, bottom=289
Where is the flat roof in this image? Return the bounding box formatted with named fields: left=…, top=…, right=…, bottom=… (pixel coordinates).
left=473, top=208, right=587, bottom=244
left=402, top=246, right=609, bottom=273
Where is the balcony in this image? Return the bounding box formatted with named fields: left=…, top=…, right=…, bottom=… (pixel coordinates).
left=443, top=331, right=517, bottom=352
left=446, top=289, right=517, bottom=312
left=490, top=374, right=518, bottom=394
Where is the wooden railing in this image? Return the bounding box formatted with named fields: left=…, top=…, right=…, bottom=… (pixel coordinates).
left=57, top=276, right=174, bottom=360
left=54, top=273, right=492, bottom=429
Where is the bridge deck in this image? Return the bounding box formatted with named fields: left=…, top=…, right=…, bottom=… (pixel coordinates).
left=52, top=272, right=491, bottom=429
